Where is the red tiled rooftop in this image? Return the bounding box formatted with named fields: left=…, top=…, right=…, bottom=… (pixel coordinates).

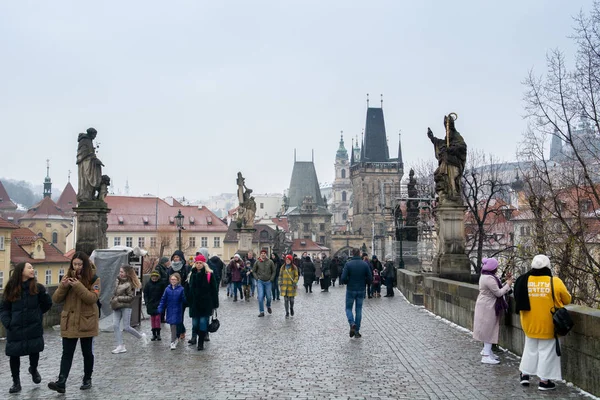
left=57, top=182, right=77, bottom=212
left=0, top=216, right=18, bottom=229
left=10, top=226, right=71, bottom=264
left=0, top=180, right=17, bottom=210
left=291, top=238, right=329, bottom=252
left=105, top=196, right=228, bottom=233
left=21, top=197, right=70, bottom=221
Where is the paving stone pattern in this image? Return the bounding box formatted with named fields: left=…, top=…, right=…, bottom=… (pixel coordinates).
left=0, top=284, right=587, bottom=399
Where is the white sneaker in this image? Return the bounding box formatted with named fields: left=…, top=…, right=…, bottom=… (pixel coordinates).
left=480, top=350, right=499, bottom=360
left=170, top=342, right=177, bottom=350
left=112, top=345, right=127, bottom=354
left=481, top=356, right=500, bottom=364
left=141, top=333, right=149, bottom=345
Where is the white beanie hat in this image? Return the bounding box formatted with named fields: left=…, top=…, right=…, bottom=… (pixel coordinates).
left=531, top=254, right=550, bottom=269
left=234, top=253, right=241, bottom=259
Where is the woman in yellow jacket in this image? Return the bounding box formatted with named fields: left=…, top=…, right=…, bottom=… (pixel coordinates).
left=514, top=254, right=571, bottom=391
left=279, top=255, right=299, bottom=318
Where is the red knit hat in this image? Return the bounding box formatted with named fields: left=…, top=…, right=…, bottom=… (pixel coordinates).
left=194, top=254, right=206, bottom=263
left=286, top=254, right=293, bottom=261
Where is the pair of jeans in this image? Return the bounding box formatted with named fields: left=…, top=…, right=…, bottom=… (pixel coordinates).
left=256, top=280, right=272, bottom=313
left=60, top=337, right=94, bottom=379
left=250, top=277, right=256, bottom=296
left=345, top=290, right=365, bottom=332
left=192, top=316, right=209, bottom=337
left=232, top=281, right=243, bottom=298
left=113, top=307, right=142, bottom=346
left=271, top=280, right=280, bottom=299
left=10, top=353, right=39, bottom=379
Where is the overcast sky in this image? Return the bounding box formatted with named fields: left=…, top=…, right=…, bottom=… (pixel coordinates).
left=0, top=1, right=591, bottom=200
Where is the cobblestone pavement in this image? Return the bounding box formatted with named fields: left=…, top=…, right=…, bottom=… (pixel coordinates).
left=0, top=283, right=591, bottom=399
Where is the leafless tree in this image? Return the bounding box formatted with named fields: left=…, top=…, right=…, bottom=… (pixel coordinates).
left=461, top=150, right=512, bottom=273
left=519, top=3, right=600, bottom=306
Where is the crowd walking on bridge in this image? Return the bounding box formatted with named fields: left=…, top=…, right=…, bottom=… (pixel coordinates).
left=0, top=243, right=574, bottom=395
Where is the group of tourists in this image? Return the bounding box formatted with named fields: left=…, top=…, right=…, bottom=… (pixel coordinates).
left=472, top=254, right=572, bottom=391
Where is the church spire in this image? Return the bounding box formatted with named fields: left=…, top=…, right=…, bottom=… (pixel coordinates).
left=336, top=131, right=348, bottom=160
left=398, top=130, right=404, bottom=170
left=43, top=159, right=52, bottom=198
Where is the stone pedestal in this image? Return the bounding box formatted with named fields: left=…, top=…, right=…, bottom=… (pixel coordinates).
left=74, top=200, right=111, bottom=256
left=235, top=228, right=256, bottom=257
left=433, top=200, right=471, bottom=279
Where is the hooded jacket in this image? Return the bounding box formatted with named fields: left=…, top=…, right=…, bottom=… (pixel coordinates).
left=168, top=250, right=190, bottom=286
left=52, top=267, right=101, bottom=338
left=0, top=280, right=52, bottom=357
left=143, top=278, right=166, bottom=315
left=186, top=266, right=219, bottom=318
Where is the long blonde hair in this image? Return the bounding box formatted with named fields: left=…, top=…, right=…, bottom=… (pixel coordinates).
left=122, top=265, right=141, bottom=289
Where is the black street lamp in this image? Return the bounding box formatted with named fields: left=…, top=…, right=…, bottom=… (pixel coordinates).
left=175, top=209, right=184, bottom=251
left=396, top=211, right=405, bottom=269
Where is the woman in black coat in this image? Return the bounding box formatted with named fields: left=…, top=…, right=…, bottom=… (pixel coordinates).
left=143, top=271, right=167, bottom=341
left=0, top=262, right=52, bottom=394
left=185, top=255, right=219, bottom=350
left=302, top=256, right=316, bottom=293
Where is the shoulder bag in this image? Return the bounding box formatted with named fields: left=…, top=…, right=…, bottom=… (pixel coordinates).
left=208, top=309, right=220, bottom=333
left=550, top=275, right=574, bottom=356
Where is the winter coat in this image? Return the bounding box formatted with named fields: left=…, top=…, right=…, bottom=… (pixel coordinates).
left=271, top=257, right=282, bottom=282
left=143, top=279, right=166, bottom=315
left=279, top=265, right=298, bottom=297
left=383, top=261, right=396, bottom=280
left=321, top=257, right=331, bottom=277
left=186, top=267, right=219, bottom=318
left=157, top=284, right=186, bottom=325
left=302, top=259, right=316, bottom=284
left=341, top=256, right=372, bottom=292
left=169, top=250, right=190, bottom=286
left=372, top=259, right=383, bottom=272
left=110, top=277, right=136, bottom=310
left=252, top=258, right=276, bottom=282
left=0, top=281, right=52, bottom=357
left=154, top=261, right=170, bottom=288
left=314, top=259, right=322, bottom=280
left=228, top=259, right=245, bottom=282
left=330, top=258, right=341, bottom=280
left=472, top=275, right=512, bottom=344
left=53, top=273, right=101, bottom=338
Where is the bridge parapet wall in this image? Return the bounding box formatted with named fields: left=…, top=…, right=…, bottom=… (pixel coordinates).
left=396, top=269, right=600, bottom=396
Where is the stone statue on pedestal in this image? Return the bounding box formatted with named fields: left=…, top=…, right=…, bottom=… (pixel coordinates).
left=77, top=128, right=110, bottom=203
left=236, top=172, right=256, bottom=228
left=427, top=114, right=471, bottom=279
left=427, top=114, right=467, bottom=202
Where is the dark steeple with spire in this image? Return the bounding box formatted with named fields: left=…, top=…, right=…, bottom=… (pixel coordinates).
left=43, top=159, right=52, bottom=198
left=362, top=107, right=390, bottom=162
left=287, top=157, right=325, bottom=208
left=397, top=131, right=404, bottom=170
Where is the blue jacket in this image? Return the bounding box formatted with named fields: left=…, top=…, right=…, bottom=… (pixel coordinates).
left=157, top=284, right=186, bottom=325
left=341, top=257, right=373, bottom=292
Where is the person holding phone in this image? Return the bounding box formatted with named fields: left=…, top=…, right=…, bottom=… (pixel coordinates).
left=48, top=252, right=100, bottom=394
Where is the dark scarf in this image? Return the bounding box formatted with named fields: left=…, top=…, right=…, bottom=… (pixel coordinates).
left=481, top=270, right=508, bottom=316
left=514, top=267, right=552, bottom=314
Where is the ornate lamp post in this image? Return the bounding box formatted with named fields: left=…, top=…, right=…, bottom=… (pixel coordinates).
left=175, top=209, right=184, bottom=251
left=396, top=211, right=405, bottom=269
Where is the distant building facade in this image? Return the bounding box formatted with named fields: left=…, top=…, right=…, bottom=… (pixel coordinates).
left=284, top=154, right=332, bottom=247
left=350, top=105, right=404, bottom=257
left=330, top=134, right=352, bottom=231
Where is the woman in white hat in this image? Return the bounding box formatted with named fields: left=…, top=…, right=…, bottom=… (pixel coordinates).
left=514, top=254, right=572, bottom=391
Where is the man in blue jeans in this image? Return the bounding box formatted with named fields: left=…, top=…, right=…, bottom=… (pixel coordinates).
left=341, top=248, right=372, bottom=338
left=252, top=249, right=276, bottom=317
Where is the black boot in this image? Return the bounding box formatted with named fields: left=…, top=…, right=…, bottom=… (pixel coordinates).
left=48, top=375, right=67, bottom=394
left=29, top=366, right=41, bottom=384
left=197, top=331, right=205, bottom=351
left=80, top=376, right=92, bottom=390
left=204, top=332, right=210, bottom=342
left=156, top=328, right=162, bottom=341
left=9, top=378, right=21, bottom=394
left=188, top=336, right=197, bottom=345
left=150, top=328, right=157, bottom=341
